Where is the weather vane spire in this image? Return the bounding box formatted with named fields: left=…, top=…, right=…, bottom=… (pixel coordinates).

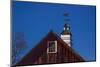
left=63, top=12, right=70, bottom=23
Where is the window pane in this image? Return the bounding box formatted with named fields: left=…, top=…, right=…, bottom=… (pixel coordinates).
left=49, top=42, right=55, bottom=52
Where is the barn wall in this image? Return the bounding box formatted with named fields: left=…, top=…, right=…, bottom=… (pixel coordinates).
left=33, top=37, right=83, bottom=64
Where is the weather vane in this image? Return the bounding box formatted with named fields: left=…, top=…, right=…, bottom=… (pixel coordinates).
left=63, top=12, right=70, bottom=23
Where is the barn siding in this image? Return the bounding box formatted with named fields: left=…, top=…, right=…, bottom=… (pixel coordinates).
left=15, top=31, right=85, bottom=66
left=33, top=39, right=83, bottom=64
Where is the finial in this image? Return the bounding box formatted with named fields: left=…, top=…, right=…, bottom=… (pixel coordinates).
left=64, top=23, right=70, bottom=31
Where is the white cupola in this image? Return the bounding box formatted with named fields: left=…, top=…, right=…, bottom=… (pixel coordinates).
left=61, top=23, right=71, bottom=46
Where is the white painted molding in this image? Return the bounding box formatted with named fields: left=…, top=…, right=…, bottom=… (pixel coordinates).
left=47, top=41, right=57, bottom=53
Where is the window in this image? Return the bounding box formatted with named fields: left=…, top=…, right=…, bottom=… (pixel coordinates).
left=47, top=41, right=57, bottom=53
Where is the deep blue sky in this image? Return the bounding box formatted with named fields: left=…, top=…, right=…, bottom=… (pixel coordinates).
left=12, top=1, right=96, bottom=61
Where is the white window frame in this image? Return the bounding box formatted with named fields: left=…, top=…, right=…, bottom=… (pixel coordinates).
left=47, top=41, right=57, bottom=53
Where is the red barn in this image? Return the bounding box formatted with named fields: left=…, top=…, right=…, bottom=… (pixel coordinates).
left=14, top=24, right=85, bottom=66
